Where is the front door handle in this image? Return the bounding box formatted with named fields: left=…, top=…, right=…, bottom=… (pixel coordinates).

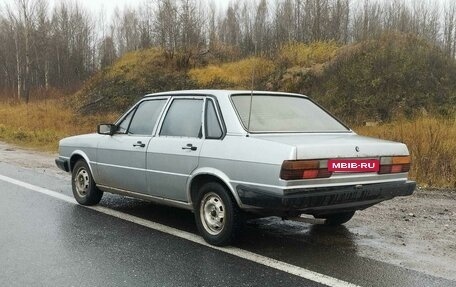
left=182, top=143, right=197, bottom=151
left=133, top=141, right=146, bottom=147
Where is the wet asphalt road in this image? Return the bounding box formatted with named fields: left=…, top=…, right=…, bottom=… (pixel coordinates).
left=0, top=161, right=455, bottom=287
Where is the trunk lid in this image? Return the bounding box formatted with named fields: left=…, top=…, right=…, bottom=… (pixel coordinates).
left=253, top=133, right=409, bottom=159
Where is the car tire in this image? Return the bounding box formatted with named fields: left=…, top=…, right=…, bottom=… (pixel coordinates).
left=194, top=182, right=243, bottom=246
left=72, top=160, right=103, bottom=206
left=318, top=211, right=355, bottom=226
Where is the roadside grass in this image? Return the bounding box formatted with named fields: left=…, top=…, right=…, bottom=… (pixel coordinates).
left=0, top=99, right=118, bottom=152
left=1, top=99, right=454, bottom=188
left=355, top=117, right=456, bottom=188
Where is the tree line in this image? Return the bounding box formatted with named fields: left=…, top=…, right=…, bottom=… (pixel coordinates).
left=1, top=0, right=456, bottom=102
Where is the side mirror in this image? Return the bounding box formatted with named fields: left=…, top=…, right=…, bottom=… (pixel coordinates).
left=97, top=124, right=116, bottom=135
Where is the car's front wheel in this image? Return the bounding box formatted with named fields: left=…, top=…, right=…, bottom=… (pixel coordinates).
left=72, top=160, right=103, bottom=205
left=317, top=211, right=355, bottom=226
left=194, top=182, right=243, bottom=246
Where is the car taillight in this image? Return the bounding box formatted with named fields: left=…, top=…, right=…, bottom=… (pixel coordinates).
left=379, top=156, right=411, bottom=174
left=280, top=160, right=332, bottom=180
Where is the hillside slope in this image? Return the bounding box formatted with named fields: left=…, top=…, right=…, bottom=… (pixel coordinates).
left=73, top=48, right=196, bottom=113
left=74, top=33, right=456, bottom=123
left=288, top=33, right=456, bottom=122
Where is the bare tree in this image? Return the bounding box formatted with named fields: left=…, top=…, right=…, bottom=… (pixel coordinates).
left=154, top=0, right=180, bottom=57
left=179, top=0, right=205, bottom=56
left=329, top=0, right=350, bottom=43
left=273, top=0, right=295, bottom=46
left=207, top=1, right=217, bottom=50
left=34, top=0, right=50, bottom=89
left=220, top=3, right=241, bottom=47
left=5, top=0, right=38, bottom=101
left=118, top=8, right=140, bottom=54
left=351, top=0, right=384, bottom=41
left=254, top=0, right=269, bottom=53
left=99, top=36, right=117, bottom=68
left=444, top=2, right=456, bottom=58
left=0, top=16, right=19, bottom=97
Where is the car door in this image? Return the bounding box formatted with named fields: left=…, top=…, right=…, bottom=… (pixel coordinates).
left=96, top=98, right=168, bottom=193
left=146, top=96, right=204, bottom=201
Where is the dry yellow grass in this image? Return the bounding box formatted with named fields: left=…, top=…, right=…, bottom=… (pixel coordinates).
left=188, top=57, right=275, bottom=87
left=0, top=100, right=118, bottom=151
left=355, top=117, right=456, bottom=188
left=278, top=41, right=340, bottom=67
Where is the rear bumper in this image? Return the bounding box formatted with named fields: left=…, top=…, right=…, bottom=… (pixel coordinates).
left=55, top=157, right=70, bottom=172
left=236, top=180, right=416, bottom=215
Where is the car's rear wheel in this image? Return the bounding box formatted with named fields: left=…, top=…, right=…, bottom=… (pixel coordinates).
left=194, top=182, right=243, bottom=246
left=72, top=160, right=103, bottom=205
left=317, top=211, right=355, bottom=226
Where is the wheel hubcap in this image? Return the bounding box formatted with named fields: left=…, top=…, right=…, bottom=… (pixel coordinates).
left=200, top=192, right=225, bottom=235
left=74, top=168, right=90, bottom=197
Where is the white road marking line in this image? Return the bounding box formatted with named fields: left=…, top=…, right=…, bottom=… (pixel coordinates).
left=0, top=174, right=77, bottom=204
left=0, top=174, right=361, bottom=287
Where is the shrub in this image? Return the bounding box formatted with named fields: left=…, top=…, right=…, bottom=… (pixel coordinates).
left=278, top=41, right=340, bottom=68
left=188, top=57, right=275, bottom=88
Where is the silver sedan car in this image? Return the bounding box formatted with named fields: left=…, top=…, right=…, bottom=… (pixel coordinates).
left=56, top=90, right=415, bottom=246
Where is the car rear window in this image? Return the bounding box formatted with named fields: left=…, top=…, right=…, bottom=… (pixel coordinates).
left=231, top=94, right=349, bottom=133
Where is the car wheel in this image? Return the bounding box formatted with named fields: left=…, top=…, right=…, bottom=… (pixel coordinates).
left=317, top=211, right=355, bottom=226
left=72, top=160, right=103, bottom=206
left=195, top=182, right=243, bottom=246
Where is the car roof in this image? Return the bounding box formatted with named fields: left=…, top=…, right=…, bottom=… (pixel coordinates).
left=143, top=89, right=308, bottom=99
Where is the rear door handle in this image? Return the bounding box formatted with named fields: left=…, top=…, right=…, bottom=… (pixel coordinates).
left=182, top=143, right=197, bottom=151
left=133, top=141, right=146, bottom=147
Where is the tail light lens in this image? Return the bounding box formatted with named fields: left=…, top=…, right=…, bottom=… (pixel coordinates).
left=379, top=156, right=411, bottom=174
left=280, top=160, right=332, bottom=180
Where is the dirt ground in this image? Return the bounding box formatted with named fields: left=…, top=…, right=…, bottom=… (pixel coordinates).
left=0, top=141, right=455, bottom=281
left=351, top=189, right=456, bottom=280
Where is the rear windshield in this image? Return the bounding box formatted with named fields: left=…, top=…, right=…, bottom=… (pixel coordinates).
left=231, top=94, right=349, bottom=133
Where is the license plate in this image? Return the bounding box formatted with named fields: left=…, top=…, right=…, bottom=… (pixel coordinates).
left=328, top=159, right=379, bottom=172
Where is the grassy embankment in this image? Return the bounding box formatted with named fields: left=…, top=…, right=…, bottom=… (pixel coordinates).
left=0, top=99, right=117, bottom=151
left=0, top=100, right=455, bottom=187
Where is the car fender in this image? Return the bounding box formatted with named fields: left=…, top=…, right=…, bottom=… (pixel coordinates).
left=70, top=150, right=96, bottom=179
left=187, top=167, right=243, bottom=208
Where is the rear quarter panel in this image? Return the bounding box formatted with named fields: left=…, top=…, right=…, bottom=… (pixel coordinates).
left=198, top=135, right=295, bottom=197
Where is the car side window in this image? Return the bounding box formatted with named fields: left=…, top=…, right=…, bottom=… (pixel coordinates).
left=127, top=99, right=166, bottom=135
left=205, top=99, right=223, bottom=139
left=160, top=98, right=203, bottom=138
left=117, top=110, right=134, bottom=134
